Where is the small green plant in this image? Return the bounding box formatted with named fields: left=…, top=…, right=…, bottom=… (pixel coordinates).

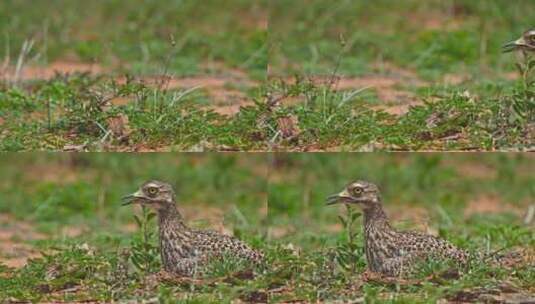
left=514, top=55, right=535, bottom=122
left=411, top=256, right=459, bottom=280
left=204, top=253, right=256, bottom=278
left=333, top=205, right=363, bottom=275
left=515, top=54, right=535, bottom=91
left=129, top=206, right=160, bottom=275
left=492, top=54, right=535, bottom=147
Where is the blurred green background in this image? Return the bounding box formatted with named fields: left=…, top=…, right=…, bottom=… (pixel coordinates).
left=269, top=0, right=535, bottom=79
left=0, top=153, right=268, bottom=302
left=0, top=153, right=533, bottom=302
left=0, top=153, right=267, bottom=241
left=268, top=153, right=535, bottom=251
left=0, top=0, right=267, bottom=78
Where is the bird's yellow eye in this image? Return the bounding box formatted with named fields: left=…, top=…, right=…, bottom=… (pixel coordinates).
left=147, top=187, right=158, bottom=195
left=352, top=187, right=363, bottom=195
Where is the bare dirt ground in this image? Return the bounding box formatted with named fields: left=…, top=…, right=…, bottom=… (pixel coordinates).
left=2, top=58, right=518, bottom=122
left=335, top=74, right=424, bottom=116
left=2, top=59, right=433, bottom=118
left=1, top=61, right=104, bottom=81
left=1, top=60, right=259, bottom=116
left=0, top=214, right=44, bottom=268
left=126, top=72, right=256, bottom=116
left=449, top=160, right=497, bottom=180
left=272, top=62, right=428, bottom=116
left=465, top=195, right=517, bottom=217
left=0, top=211, right=92, bottom=269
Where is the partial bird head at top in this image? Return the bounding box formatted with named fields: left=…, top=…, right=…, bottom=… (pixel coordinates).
left=326, top=180, right=381, bottom=208
left=122, top=180, right=176, bottom=210
left=503, top=29, right=535, bottom=53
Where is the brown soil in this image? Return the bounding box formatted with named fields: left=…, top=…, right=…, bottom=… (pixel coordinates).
left=112, top=144, right=172, bottom=153
left=0, top=214, right=45, bottom=268
left=268, top=226, right=294, bottom=239
left=209, top=97, right=253, bottom=116
left=375, top=102, right=421, bottom=116
left=406, top=11, right=464, bottom=32
left=337, top=72, right=425, bottom=115
left=131, top=75, right=256, bottom=115
left=340, top=76, right=414, bottom=97
left=2, top=61, right=104, bottom=81
left=442, top=73, right=469, bottom=86
left=464, top=195, right=526, bottom=218
left=25, top=161, right=89, bottom=184
left=450, top=160, right=497, bottom=180
left=108, top=97, right=132, bottom=107
left=275, top=63, right=427, bottom=116
left=2, top=60, right=259, bottom=116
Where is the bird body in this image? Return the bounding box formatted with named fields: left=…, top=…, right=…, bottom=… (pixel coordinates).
left=123, top=180, right=263, bottom=277
left=362, top=203, right=469, bottom=276
left=328, top=180, right=470, bottom=277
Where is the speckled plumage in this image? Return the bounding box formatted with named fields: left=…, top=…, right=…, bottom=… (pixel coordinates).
left=123, top=180, right=264, bottom=277
left=328, top=180, right=470, bottom=277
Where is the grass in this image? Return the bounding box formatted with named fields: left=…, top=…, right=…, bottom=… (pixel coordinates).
left=0, top=154, right=533, bottom=302
left=0, top=0, right=267, bottom=78
left=269, top=0, right=535, bottom=79
left=266, top=73, right=534, bottom=150
left=0, top=154, right=268, bottom=302
left=1, top=0, right=534, bottom=151
left=0, top=76, right=272, bottom=151
left=266, top=0, right=535, bottom=151
left=1, top=69, right=532, bottom=151
left=267, top=153, right=535, bottom=302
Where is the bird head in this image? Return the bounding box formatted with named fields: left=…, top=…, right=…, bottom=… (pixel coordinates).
left=503, top=29, right=535, bottom=53
left=326, top=180, right=380, bottom=209
left=122, top=180, right=176, bottom=210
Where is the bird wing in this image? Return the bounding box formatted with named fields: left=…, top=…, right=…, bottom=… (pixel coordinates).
left=395, top=231, right=469, bottom=264
left=190, top=229, right=263, bottom=263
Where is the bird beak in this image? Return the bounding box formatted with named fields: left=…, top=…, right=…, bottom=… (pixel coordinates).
left=121, top=190, right=145, bottom=206
left=502, top=37, right=526, bottom=53
left=326, top=189, right=352, bottom=205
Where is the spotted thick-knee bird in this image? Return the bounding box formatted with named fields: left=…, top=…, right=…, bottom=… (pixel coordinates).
left=503, top=29, right=535, bottom=53
left=327, top=180, right=471, bottom=277
left=122, top=180, right=264, bottom=277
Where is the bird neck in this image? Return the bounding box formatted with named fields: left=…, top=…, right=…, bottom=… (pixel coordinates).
left=362, top=201, right=391, bottom=231
left=157, top=201, right=187, bottom=230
